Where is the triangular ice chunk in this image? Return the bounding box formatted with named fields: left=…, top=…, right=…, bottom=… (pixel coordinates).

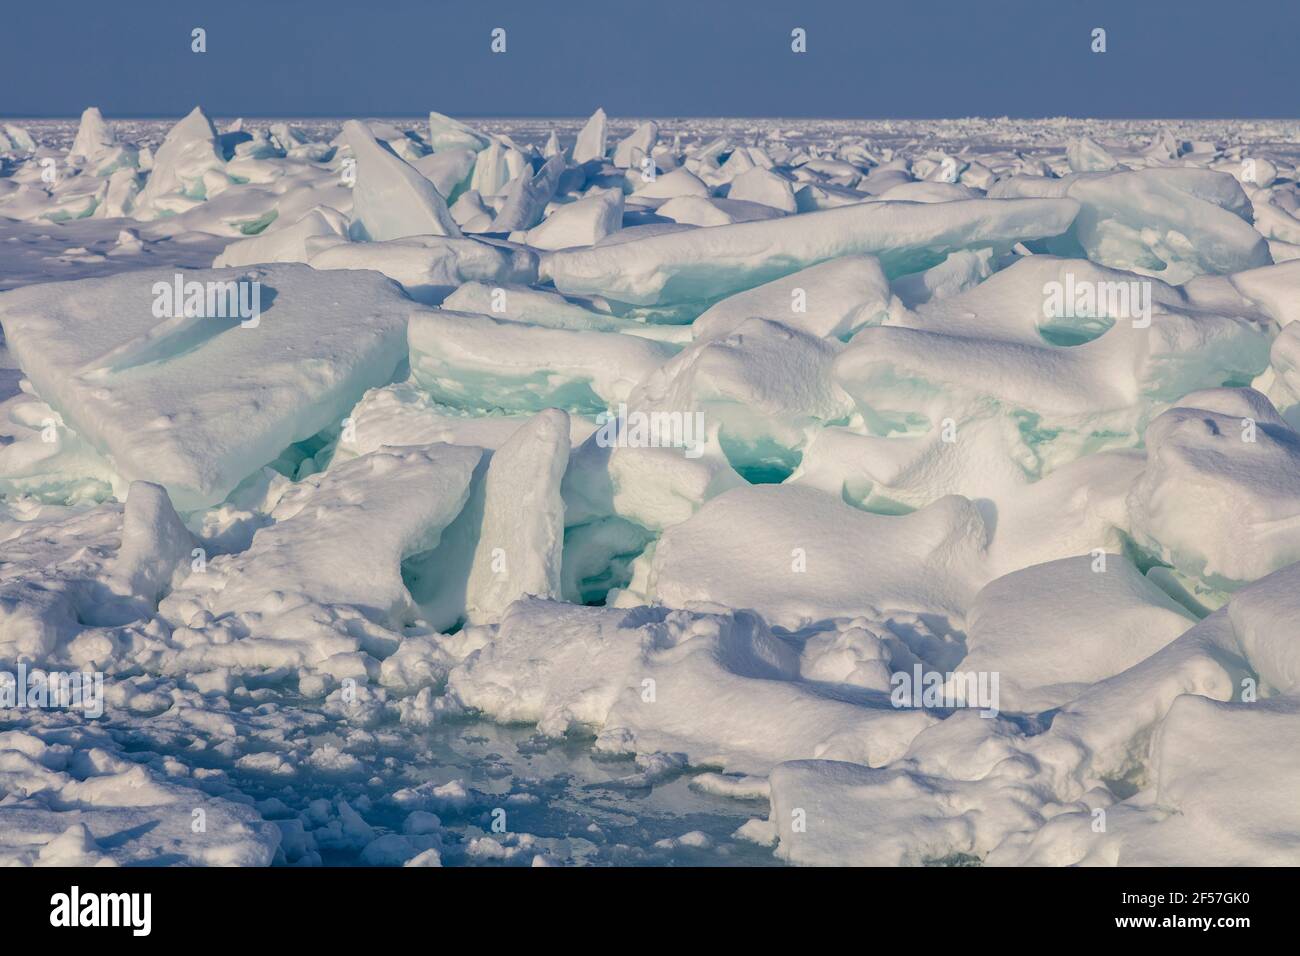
left=342, top=119, right=462, bottom=240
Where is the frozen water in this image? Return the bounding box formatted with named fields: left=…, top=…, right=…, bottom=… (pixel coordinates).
left=3, top=112, right=1300, bottom=868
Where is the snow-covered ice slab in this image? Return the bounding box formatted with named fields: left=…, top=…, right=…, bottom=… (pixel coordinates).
left=441, top=281, right=690, bottom=343
left=445, top=599, right=934, bottom=775
left=543, top=197, right=1080, bottom=305
left=1127, top=388, right=1300, bottom=588
left=307, top=236, right=537, bottom=304
left=186, top=445, right=475, bottom=610
left=639, top=486, right=990, bottom=627
left=627, top=317, right=853, bottom=479
left=691, top=255, right=894, bottom=342
left=992, top=166, right=1270, bottom=280
left=960, top=555, right=1196, bottom=711
left=408, top=309, right=676, bottom=413
left=0, top=264, right=413, bottom=510
left=835, top=256, right=1272, bottom=478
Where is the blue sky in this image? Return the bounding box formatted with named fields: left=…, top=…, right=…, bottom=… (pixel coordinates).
left=1, top=0, right=1292, bottom=118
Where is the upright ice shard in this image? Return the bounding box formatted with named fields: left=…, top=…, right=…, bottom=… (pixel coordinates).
left=133, top=106, right=226, bottom=216
left=613, top=121, right=658, bottom=168
left=342, top=119, right=462, bottom=240
left=465, top=409, right=571, bottom=623
left=572, top=107, right=608, bottom=165
left=68, top=106, right=116, bottom=164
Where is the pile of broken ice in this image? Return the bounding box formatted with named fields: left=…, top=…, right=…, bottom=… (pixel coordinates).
left=1, top=105, right=1299, bottom=866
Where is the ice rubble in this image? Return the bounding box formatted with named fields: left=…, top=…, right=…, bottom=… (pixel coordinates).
left=3, top=110, right=1300, bottom=867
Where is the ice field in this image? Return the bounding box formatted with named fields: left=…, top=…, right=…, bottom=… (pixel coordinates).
left=1, top=109, right=1299, bottom=866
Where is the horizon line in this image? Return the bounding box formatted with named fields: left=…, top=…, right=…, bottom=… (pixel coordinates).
left=7, top=113, right=1300, bottom=123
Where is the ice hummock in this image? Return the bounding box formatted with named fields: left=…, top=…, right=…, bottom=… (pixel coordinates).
left=1, top=111, right=1300, bottom=868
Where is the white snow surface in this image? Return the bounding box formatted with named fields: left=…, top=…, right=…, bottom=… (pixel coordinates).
left=3, top=112, right=1300, bottom=867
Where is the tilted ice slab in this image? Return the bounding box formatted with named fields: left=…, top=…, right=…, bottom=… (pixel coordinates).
left=112, top=480, right=196, bottom=609
left=571, top=108, right=608, bottom=165
left=427, top=111, right=489, bottom=153
left=889, top=247, right=995, bottom=309
left=562, top=435, right=744, bottom=533
left=523, top=190, right=624, bottom=251
left=66, top=106, right=138, bottom=179
left=612, top=121, right=657, bottom=169
left=491, top=155, right=565, bottom=232
left=543, top=197, right=1080, bottom=305
left=789, top=410, right=1052, bottom=517
left=725, top=167, right=797, bottom=213
left=1187, top=257, right=1300, bottom=329
left=630, top=167, right=709, bottom=201
left=400, top=410, right=572, bottom=631
left=464, top=409, right=569, bottom=624
left=0, top=264, right=414, bottom=510
left=68, top=106, right=116, bottom=164
left=411, top=148, right=476, bottom=203
left=408, top=309, right=676, bottom=414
